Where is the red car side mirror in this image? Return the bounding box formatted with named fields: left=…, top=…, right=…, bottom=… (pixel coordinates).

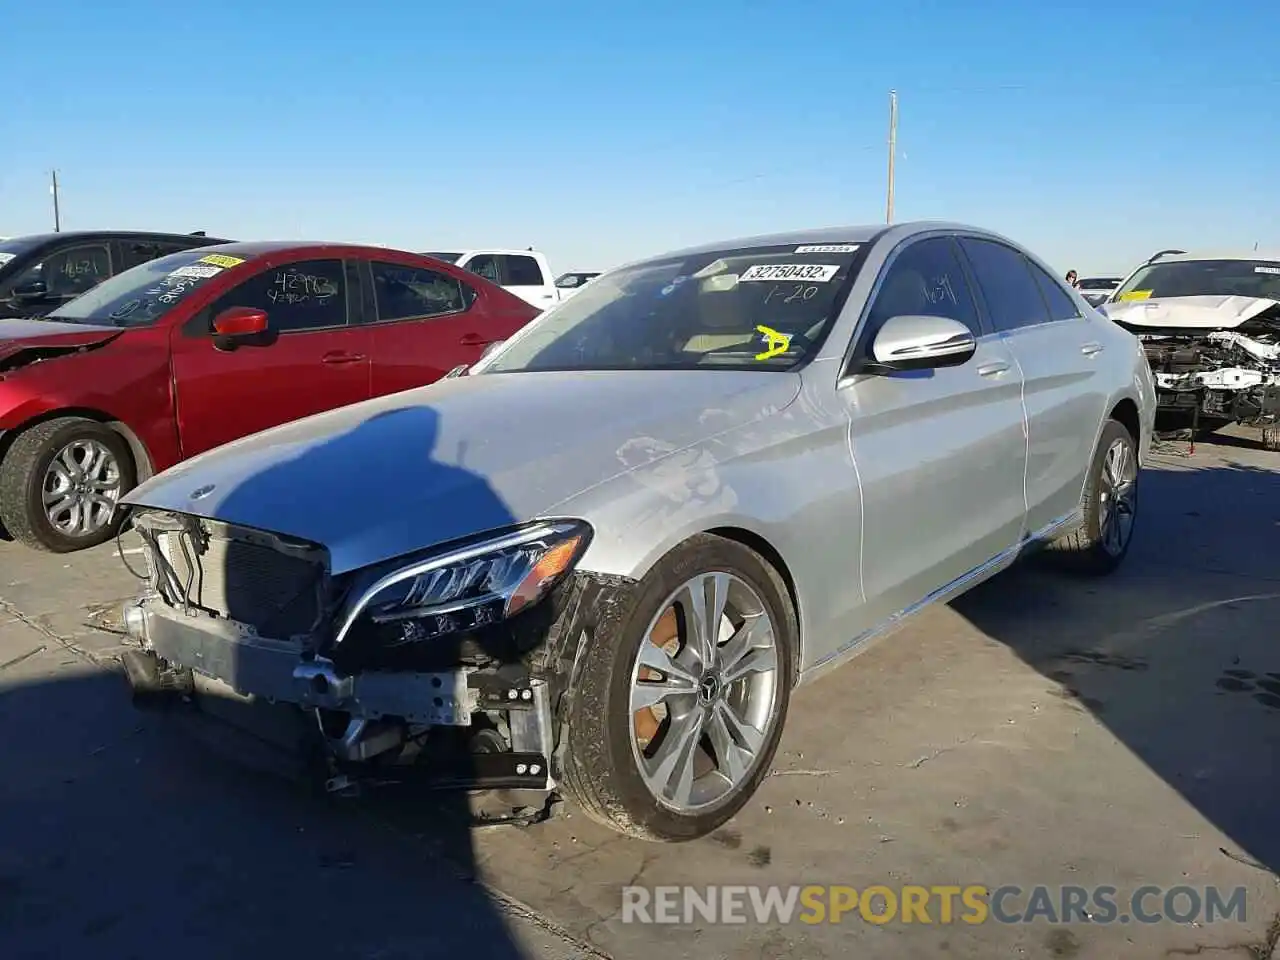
left=213, top=306, right=268, bottom=336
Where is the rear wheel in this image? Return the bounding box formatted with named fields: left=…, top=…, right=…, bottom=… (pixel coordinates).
left=1044, top=419, right=1138, bottom=575
left=560, top=534, right=796, bottom=841
left=0, top=417, right=135, bottom=552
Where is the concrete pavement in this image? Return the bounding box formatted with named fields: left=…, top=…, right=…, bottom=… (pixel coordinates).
left=0, top=429, right=1277, bottom=958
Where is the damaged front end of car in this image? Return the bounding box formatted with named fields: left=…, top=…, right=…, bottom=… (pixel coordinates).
left=118, top=508, right=636, bottom=821
left=1104, top=295, right=1280, bottom=441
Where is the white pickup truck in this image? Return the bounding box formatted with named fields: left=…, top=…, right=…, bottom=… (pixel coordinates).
left=423, top=248, right=560, bottom=309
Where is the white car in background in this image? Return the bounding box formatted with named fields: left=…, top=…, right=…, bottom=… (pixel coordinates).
left=1075, top=276, right=1123, bottom=306
left=424, top=249, right=560, bottom=308
left=1100, top=250, right=1280, bottom=447
left=554, top=271, right=601, bottom=299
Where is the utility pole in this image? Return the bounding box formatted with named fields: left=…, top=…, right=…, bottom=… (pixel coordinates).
left=50, top=170, right=61, bottom=232
left=885, top=90, right=898, bottom=224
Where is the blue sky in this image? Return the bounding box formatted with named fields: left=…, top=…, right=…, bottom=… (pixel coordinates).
left=4, top=0, right=1278, bottom=276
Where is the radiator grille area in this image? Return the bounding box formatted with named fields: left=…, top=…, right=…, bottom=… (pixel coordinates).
left=153, top=528, right=325, bottom=638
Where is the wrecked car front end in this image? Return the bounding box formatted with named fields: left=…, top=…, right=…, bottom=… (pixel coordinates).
left=1103, top=295, right=1280, bottom=437
left=120, top=507, right=635, bottom=807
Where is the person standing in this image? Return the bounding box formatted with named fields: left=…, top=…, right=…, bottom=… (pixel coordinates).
left=1065, top=270, right=1079, bottom=287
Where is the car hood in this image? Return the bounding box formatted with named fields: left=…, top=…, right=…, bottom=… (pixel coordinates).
left=1101, top=295, right=1280, bottom=331
left=0, top=317, right=121, bottom=360
left=124, top=369, right=801, bottom=574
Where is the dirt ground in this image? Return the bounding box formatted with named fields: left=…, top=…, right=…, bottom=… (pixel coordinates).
left=1, top=428, right=1277, bottom=959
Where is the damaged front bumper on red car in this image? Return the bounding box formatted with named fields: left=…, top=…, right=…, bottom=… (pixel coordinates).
left=118, top=509, right=641, bottom=818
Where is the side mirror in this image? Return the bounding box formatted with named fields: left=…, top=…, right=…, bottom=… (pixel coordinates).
left=867, top=315, right=977, bottom=372
left=213, top=306, right=268, bottom=336
left=12, top=279, right=49, bottom=303
left=211, top=306, right=272, bottom=351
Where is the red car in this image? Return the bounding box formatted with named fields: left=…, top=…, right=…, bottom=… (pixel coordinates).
left=0, top=242, right=541, bottom=552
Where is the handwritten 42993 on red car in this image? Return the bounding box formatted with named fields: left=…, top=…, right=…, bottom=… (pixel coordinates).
left=0, top=242, right=541, bottom=552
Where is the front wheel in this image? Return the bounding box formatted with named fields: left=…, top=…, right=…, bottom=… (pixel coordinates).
left=0, top=417, right=136, bottom=552
left=1043, top=419, right=1139, bottom=575
left=560, top=534, right=796, bottom=841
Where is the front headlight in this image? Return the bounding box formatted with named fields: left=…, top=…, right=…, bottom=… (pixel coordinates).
left=333, top=520, right=591, bottom=648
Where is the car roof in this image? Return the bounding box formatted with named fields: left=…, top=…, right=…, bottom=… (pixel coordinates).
left=10, top=230, right=230, bottom=245
left=1151, top=250, right=1280, bottom=264
left=446, top=248, right=545, bottom=257
left=183, top=240, right=517, bottom=262
left=635, top=220, right=1023, bottom=264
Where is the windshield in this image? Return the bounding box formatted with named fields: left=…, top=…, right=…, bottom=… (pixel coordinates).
left=480, top=242, right=867, bottom=373
left=1077, top=278, right=1119, bottom=290
left=555, top=273, right=598, bottom=288
left=1113, top=260, right=1280, bottom=303
left=424, top=252, right=461, bottom=263
left=0, top=236, right=43, bottom=274
left=46, top=248, right=251, bottom=327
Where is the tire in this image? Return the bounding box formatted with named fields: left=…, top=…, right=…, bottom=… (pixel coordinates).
left=1043, top=419, right=1139, bottom=575
left=0, top=417, right=136, bottom=553
left=560, top=534, right=796, bottom=842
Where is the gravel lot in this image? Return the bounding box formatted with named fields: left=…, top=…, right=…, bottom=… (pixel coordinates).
left=1, top=429, right=1277, bottom=959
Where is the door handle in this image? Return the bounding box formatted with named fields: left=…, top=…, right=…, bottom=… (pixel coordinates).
left=459, top=333, right=496, bottom=347
left=321, top=351, right=366, bottom=365
left=1081, top=341, right=1104, bottom=357
left=977, top=361, right=1011, bottom=378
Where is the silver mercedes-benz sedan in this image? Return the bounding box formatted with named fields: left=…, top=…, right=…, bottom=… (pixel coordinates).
left=116, top=221, right=1157, bottom=842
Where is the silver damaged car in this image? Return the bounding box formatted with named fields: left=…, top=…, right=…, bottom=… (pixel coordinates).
left=117, top=222, right=1157, bottom=841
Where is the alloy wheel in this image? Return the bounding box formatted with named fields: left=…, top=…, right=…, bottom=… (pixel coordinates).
left=628, top=571, right=781, bottom=812
left=1098, top=436, right=1137, bottom=557
left=42, top=438, right=123, bottom=538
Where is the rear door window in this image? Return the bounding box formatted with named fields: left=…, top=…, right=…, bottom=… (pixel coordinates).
left=1027, top=262, right=1083, bottom=322
left=500, top=254, right=545, bottom=287
left=959, top=238, right=1052, bottom=333
left=119, top=239, right=196, bottom=271
left=370, top=261, right=473, bottom=321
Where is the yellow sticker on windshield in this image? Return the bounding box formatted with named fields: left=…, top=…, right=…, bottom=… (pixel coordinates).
left=756, top=324, right=792, bottom=360
left=199, top=254, right=246, bottom=269
left=1118, top=289, right=1152, bottom=301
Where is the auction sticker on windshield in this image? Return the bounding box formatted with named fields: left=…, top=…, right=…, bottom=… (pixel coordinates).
left=199, top=253, right=246, bottom=269
left=1118, top=290, right=1152, bottom=301
left=170, top=263, right=224, bottom=279
left=1255, top=266, right=1280, bottom=275
left=739, top=264, right=839, bottom=283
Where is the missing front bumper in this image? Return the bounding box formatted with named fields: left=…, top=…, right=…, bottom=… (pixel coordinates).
left=122, top=598, right=556, bottom=794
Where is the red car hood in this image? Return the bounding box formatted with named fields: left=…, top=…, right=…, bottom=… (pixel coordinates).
left=0, top=318, right=122, bottom=361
